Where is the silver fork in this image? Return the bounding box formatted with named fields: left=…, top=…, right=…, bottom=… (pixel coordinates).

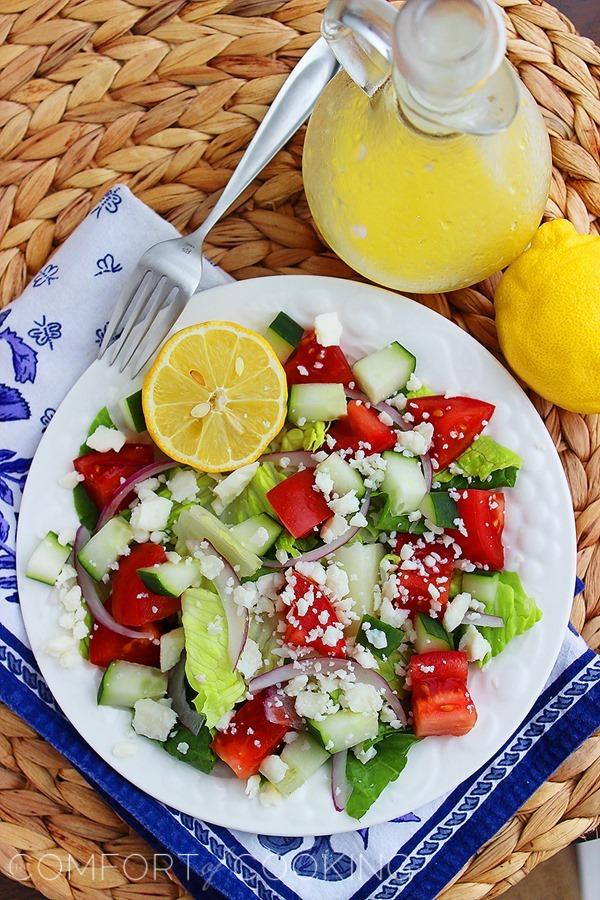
left=98, top=37, right=339, bottom=378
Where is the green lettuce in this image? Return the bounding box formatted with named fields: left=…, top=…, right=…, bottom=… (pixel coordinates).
left=277, top=421, right=328, bottom=452
left=375, top=649, right=406, bottom=695
left=471, top=572, right=542, bottom=665
left=222, top=463, right=283, bottom=525
left=372, top=497, right=427, bottom=534
left=406, top=384, right=434, bottom=398
left=346, top=728, right=419, bottom=819
left=163, top=724, right=216, bottom=773
left=274, top=530, right=319, bottom=559
left=437, top=436, right=523, bottom=489
left=181, top=587, right=245, bottom=728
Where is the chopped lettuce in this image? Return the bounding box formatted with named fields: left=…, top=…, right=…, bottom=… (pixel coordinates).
left=406, top=384, right=434, bottom=398
left=276, top=421, right=328, bottom=452
left=375, top=649, right=406, bottom=696
left=163, top=724, right=216, bottom=773
left=221, top=463, right=282, bottom=525
left=274, top=530, right=318, bottom=559
left=181, top=587, right=245, bottom=728
left=346, top=728, right=418, bottom=819
left=73, top=482, right=99, bottom=531
left=473, top=572, right=542, bottom=665
left=436, top=436, right=523, bottom=489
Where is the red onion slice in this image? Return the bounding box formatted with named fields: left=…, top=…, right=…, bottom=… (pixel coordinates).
left=345, top=388, right=409, bottom=431
left=260, top=451, right=316, bottom=468
left=461, top=611, right=504, bottom=628
left=421, top=454, right=433, bottom=492
left=167, top=652, right=204, bottom=735
left=331, top=750, right=350, bottom=812
left=96, top=461, right=175, bottom=530
left=262, top=493, right=371, bottom=569
left=74, top=526, right=153, bottom=641
left=203, top=542, right=249, bottom=669
left=248, top=656, right=407, bottom=726
left=263, top=684, right=304, bottom=730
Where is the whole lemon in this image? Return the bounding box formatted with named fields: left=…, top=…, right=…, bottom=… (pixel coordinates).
left=495, top=218, right=600, bottom=413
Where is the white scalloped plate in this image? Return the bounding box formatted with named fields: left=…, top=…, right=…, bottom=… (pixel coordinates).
left=16, top=275, right=576, bottom=835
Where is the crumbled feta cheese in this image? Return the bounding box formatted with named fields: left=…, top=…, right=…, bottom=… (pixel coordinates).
left=58, top=471, right=84, bottom=490
left=294, top=690, right=330, bottom=720
left=328, top=490, right=360, bottom=517
left=349, top=512, right=368, bottom=528
left=325, top=564, right=349, bottom=599
left=314, top=469, right=334, bottom=499
left=251, top=526, right=269, bottom=549
left=388, top=393, right=407, bottom=412
left=395, top=429, right=429, bottom=456
left=130, top=495, right=173, bottom=532
left=197, top=553, right=225, bottom=580
left=177, top=741, right=189, bottom=755
left=365, top=627, right=387, bottom=650
left=86, top=425, right=126, bottom=453
left=443, top=592, right=472, bottom=632
left=259, top=754, right=289, bottom=784
left=132, top=699, right=177, bottom=742
left=245, top=774, right=261, bottom=799
left=233, top=582, right=259, bottom=612
left=314, top=312, right=342, bottom=347
left=380, top=598, right=409, bottom=629
left=406, top=373, right=422, bottom=392
left=342, top=682, right=383, bottom=714
left=284, top=674, right=309, bottom=697
left=135, top=476, right=160, bottom=500
left=349, top=641, right=378, bottom=669
left=321, top=624, right=344, bottom=647
left=353, top=744, right=377, bottom=764
left=212, top=463, right=259, bottom=510
left=321, top=514, right=348, bottom=543
left=459, top=625, right=492, bottom=663
left=167, top=469, right=198, bottom=503
left=236, top=638, right=263, bottom=679
left=297, top=365, right=309, bottom=377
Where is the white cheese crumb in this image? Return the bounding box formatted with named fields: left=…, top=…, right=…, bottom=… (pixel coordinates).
left=443, top=592, right=473, bottom=632
left=130, top=495, right=173, bottom=532
left=459, top=625, right=492, bottom=663
left=86, top=425, right=126, bottom=453
left=212, top=463, right=259, bottom=510
left=58, top=471, right=84, bottom=490
left=167, top=469, right=198, bottom=503
left=132, top=699, right=177, bottom=742
left=353, top=744, right=377, bottom=764
left=314, top=312, right=342, bottom=347
left=406, top=373, right=422, bottom=392
left=342, top=682, right=383, bottom=714
left=245, top=774, right=261, bottom=799
left=259, top=754, right=289, bottom=784
left=321, top=514, right=349, bottom=544
left=236, top=638, right=263, bottom=679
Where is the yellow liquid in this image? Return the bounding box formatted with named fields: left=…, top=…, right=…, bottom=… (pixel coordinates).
left=303, top=72, right=552, bottom=292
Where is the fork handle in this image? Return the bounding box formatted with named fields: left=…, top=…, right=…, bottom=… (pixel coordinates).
left=184, top=38, right=339, bottom=251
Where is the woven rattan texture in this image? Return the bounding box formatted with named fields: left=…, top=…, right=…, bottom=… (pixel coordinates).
left=0, top=0, right=599, bottom=897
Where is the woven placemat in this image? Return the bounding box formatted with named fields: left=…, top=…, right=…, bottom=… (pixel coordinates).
left=0, top=0, right=599, bottom=897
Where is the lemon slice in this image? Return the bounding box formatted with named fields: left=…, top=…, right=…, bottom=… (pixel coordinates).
left=142, top=321, right=288, bottom=472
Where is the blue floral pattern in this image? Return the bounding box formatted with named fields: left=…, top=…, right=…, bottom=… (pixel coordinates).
left=28, top=315, right=62, bottom=351
left=40, top=408, right=55, bottom=431
left=292, top=837, right=355, bottom=881
left=95, top=321, right=108, bottom=346
left=0, top=511, right=17, bottom=604
left=32, top=264, right=59, bottom=287
left=94, top=253, right=122, bottom=277
left=0, top=386, right=29, bottom=422
left=91, top=187, right=122, bottom=218
left=0, top=310, right=37, bottom=384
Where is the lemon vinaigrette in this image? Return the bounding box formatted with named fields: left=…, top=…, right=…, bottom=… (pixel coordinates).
left=303, top=0, right=552, bottom=293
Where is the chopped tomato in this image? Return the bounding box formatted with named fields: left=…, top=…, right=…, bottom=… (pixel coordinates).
left=406, top=396, right=495, bottom=471
left=266, top=468, right=331, bottom=538
left=408, top=650, right=469, bottom=685
left=73, top=443, right=154, bottom=509
left=412, top=679, right=477, bottom=737
left=211, top=691, right=294, bottom=778
left=285, top=330, right=354, bottom=386
left=110, top=543, right=181, bottom=627
left=328, top=400, right=396, bottom=455
left=283, top=573, right=346, bottom=658
left=447, top=490, right=505, bottom=571
left=88, top=604, right=161, bottom=669
left=393, top=536, right=454, bottom=618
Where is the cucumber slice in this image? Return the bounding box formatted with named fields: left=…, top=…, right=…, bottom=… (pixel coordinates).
left=271, top=735, right=330, bottom=795
left=419, top=492, right=458, bottom=528
left=119, top=389, right=146, bottom=432
left=288, top=383, right=347, bottom=425
left=352, top=341, right=416, bottom=404
left=230, top=513, right=282, bottom=555
left=173, top=506, right=262, bottom=578
left=77, top=517, right=133, bottom=581
left=462, top=572, right=500, bottom=605
left=332, top=542, right=385, bottom=635
left=266, top=312, right=304, bottom=363
left=160, top=627, right=185, bottom=672
left=381, top=452, right=428, bottom=515
left=26, top=532, right=72, bottom=586
left=450, top=570, right=463, bottom=598
left=357, top=614, right=403, bottom=659
left=315, top=454, right=365, bottom=499
left=415, top=612, right=453, bottom=653
left=97, top=660, right=167, bottom=708
left=137, top=558, right=201, bottom=598
left=309, top=710, right=379, bottom=754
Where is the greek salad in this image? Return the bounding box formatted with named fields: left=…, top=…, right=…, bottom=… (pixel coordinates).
left=27, top=310, right=541, bottom=819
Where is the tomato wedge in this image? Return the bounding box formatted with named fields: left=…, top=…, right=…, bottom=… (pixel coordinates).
left=88, top=604, right=161, bottom=668
left=110, top=543, right=181, bottom=627
left=211, top=691, right=294, bottom=778
left=406, top=396, right=495, bottom=471
left=285, top=330, right=354, bottom=386
left=329, top=400, right=397, bottom=455
left=409, top=650, right=469, bottom=685
left=283, top=573, right=346, bottom=658
left=393, top=536, right=454, bottom=618
left=266, top=468, right=331, bottom=538
left=73, top=443, right=154, bottom=509
left=409, top=651, right=476, bottom=737
left=447, top=489, right=505, bottom=570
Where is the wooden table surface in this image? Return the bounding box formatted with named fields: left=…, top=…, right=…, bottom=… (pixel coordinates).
left=0, top=0, right=597, bottom=898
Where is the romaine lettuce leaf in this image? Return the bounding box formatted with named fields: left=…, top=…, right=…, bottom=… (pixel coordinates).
left=181, top=587, right=245, bottom=728
left=222, top=463, right=283, bottom=525
left=475, top=572, right=542, bottom=664
left=436, top=436, right=523, bottom=489
left=276, top=421, right=328, bottom=452
left=274, top=530, right=319, bottom=559
left=406, top=384, right=434, bottom=398
left=346, top=729, right=418, bottom=819
left=163, top=724, right=216, bottom=773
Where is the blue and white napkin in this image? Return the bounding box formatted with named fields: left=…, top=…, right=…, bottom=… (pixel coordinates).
left=1, top=186, right=599, bottom=900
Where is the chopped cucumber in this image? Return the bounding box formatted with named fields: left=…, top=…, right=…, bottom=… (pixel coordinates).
left=462, top=572, right=500, bottom=605
left=450, top=570, right=463, bottom=598
left=357, top=614, right=403, bottom=659
left=266, top=312, right=304, bottom=363
left=77, top=517, right=133, bottom=581
left=119, top=389, right=146, bottom=432
left=160, top=627, right=185, bottom=672
left=315, top=454, right=365, bottom=499
left=415, top=612, right=453, bottom=653
left=271, top=734, right=330, bottom=795
left=288, top=383, right=347, bottom=425
left=230, top=513, right=282, bottom=555
left=26, top=532, right=72, bottom=585
left=352, top=341, right=416, bottom=404
left=309, top=710, right=379, bottom=754
left=173, top=506, right=262, bottom=578
left=419, top=492, right=458, bottom=528
left=332, top=542, right=385, bottom=635
left=381, top=452, right=427, bottom=515
left=97, top=661, right=167, bottom=708
left=137, top=558, right=201, bottom=598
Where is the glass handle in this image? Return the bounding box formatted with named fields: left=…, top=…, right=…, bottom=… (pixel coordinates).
left=322, top=0, right=396, bottom=96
